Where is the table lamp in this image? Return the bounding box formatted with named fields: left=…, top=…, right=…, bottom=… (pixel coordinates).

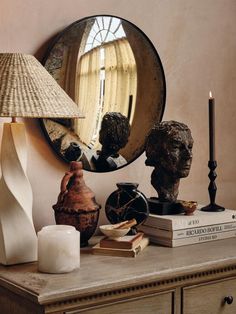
left=0, top=53, right=83, bottom=265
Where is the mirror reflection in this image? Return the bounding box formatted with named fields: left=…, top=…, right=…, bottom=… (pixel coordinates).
left=42, top=15, right=166, bottom=172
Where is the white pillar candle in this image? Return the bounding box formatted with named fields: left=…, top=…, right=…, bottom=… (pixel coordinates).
left=38, top=225, right=80, bottom=274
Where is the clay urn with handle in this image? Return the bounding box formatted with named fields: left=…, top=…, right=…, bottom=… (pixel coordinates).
left=53, top=161, right=101, bottom=247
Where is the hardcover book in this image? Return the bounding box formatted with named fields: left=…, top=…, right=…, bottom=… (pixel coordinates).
left=144, top=208, right=236, bottom=231
left=99, top=232, right=144, bottom=249
left=139, top=222, right=236, bottom=240
left=92, top=237, right=149, bottom=257
left=149, top=230, right=236, bottom=247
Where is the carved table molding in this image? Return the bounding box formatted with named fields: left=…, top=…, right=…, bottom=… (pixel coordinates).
left=1, top=238, right=236, bottom=314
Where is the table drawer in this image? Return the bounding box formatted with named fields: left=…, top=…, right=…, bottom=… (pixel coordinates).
left=65, top=291, right=173, bottom=314
left=183, top=277, right=236, bottom=314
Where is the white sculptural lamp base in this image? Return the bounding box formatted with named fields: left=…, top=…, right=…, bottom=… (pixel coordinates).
left=0, top=122, right=37, bottom=265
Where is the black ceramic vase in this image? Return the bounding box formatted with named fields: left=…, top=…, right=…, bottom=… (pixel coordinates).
left=105, top=183, right=149, bottom=230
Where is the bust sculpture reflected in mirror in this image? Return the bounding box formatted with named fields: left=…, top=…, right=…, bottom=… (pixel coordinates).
left=41, top=15, right=166, bottom=172
left=145, top=121, right=194, bottom=214
left=91, top=112, right=131, bottom=171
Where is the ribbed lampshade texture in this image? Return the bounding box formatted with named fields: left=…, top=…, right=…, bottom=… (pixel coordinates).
left=0, top=53, right=83, bottom=118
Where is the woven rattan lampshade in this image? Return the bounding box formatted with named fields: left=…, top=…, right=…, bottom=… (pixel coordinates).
left=0, top=53, right=83, bottom=118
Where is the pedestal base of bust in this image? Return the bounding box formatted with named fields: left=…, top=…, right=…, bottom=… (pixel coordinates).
left=148, top=197, right=185, bottom=215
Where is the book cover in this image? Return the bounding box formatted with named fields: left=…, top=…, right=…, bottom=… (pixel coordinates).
left=149, top=230, right=236, bottom=247
left=138, top=222, right=236, bottom=239
left=145, top=208, right=236, bottom=231
left=92, top=237, right=149, bottom=257
left=99, top=232, right=144, bottom=249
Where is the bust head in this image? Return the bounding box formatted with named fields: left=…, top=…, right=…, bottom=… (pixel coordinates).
left=145, top=121, right=193, bottom=179
left=99, top=112, right=131, bottom=157
left=145, top=121, right=194, bottom=203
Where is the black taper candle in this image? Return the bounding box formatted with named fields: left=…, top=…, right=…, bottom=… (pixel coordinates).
left=201, top=91, right=225, bottom=212
left=209, top=92, right=215, bottom=161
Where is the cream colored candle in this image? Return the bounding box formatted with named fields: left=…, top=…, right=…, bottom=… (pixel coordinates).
left=38, top=225, right=80, bottom=273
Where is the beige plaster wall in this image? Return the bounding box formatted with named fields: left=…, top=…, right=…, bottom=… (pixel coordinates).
left=1, top=0, right=236, bottom=231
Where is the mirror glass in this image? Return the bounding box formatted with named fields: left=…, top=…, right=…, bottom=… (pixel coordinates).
left=41, top=15, right=166, bottom=172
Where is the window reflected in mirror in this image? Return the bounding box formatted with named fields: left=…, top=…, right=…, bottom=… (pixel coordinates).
left=42, top=15, right=166, bottom=172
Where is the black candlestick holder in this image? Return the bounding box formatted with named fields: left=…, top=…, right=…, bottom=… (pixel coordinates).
left=201, top=160, right=225, bottom=212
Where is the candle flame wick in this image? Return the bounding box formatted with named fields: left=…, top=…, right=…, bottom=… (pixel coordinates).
left=209, top=91, right=213, bottom=98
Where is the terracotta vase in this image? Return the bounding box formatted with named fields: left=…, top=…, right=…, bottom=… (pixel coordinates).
left=53, top=161, right=100, bottom=247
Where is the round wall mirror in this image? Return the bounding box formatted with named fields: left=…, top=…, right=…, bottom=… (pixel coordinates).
left=41, top=15, right=166, bottom=172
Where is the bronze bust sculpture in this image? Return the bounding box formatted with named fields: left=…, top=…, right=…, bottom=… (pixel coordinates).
left=145, top=121, right=194, bottom=214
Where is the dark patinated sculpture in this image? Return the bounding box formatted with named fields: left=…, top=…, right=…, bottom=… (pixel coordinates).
left=92, top=112, right=131, bottom=171
left=145, top=121, right=194, bottom=214
left=53, top=161, right=101, bottom=246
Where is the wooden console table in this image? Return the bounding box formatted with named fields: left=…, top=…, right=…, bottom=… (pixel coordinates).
left=0, top=238, right=236, bottom=314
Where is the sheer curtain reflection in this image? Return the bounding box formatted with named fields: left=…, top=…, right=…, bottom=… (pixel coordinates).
left=74, top=46, right=100, bottom=147
left=74, top=38, right=137, bottom=149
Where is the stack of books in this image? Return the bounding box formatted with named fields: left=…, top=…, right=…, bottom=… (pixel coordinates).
left=138, top=208, right=236, bottom=247
left=92, top=232, right=149, bottom=257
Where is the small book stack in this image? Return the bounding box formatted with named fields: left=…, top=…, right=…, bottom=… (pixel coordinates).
left=138, top=208, right=236, bottom=247
left=92, top=232, right=149, bottom=257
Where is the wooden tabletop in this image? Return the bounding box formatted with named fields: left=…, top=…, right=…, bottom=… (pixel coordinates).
left=0, top=238, right=236, bottom=305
